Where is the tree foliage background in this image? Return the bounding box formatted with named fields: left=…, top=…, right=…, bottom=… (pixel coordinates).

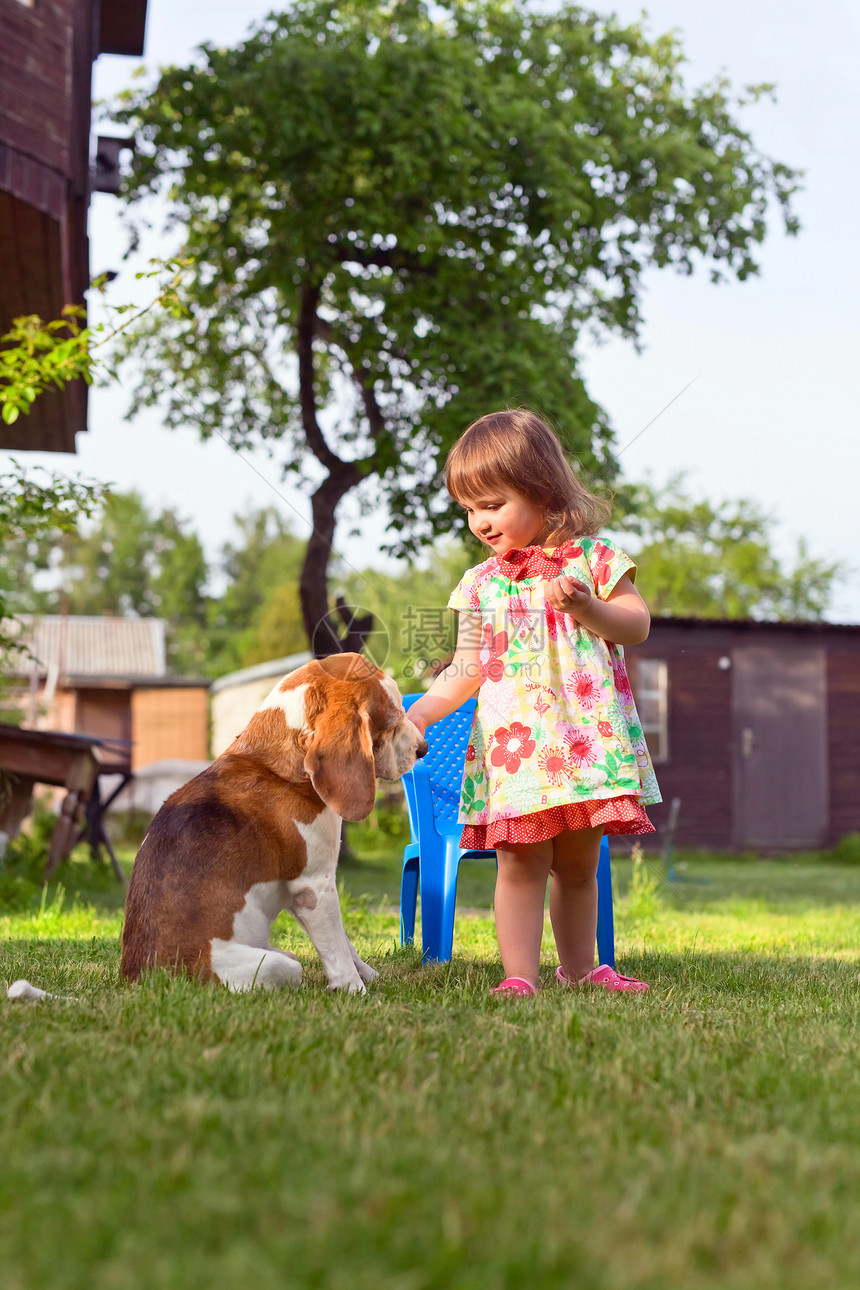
left=1, top=483, right=839, bottom=701
left=113, top=0, right=799, bottom=652
left=1, top=493, right=310, bottom=678
left=0, top=465, right=103, bottom=666
left=616, top=478, right=838, bottom=621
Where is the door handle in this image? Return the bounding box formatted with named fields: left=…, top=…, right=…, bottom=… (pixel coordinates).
left=741, top=727, right=755, bottom=759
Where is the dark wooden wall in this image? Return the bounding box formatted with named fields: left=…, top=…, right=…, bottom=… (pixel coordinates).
left=627, top=622, right=734, bottom=850
left=0, top=0, right=95, bottom=301
left=0, top=0, right=147, bottom=452
left=0, top=0, right=95, bottom=451
left=827, top=639, right=860, bottom=843
left=0, top=0, right=79, bottom=179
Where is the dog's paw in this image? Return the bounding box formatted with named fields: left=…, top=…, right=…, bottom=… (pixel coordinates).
left=355, top=960, right=379, bottom=984
left=326, top=975, right=367, bottom=995
left=213, top=945, right=303, bottom=992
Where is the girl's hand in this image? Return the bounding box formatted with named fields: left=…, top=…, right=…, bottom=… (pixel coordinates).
left=545, top=572, right=651, bottom=644
left=545, top=575, right=594, bottom=621
left=407, top=710, right=428, bottom=737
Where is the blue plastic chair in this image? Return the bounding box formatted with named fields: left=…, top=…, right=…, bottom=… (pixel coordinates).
left=400, top=694, right=615, bottom=966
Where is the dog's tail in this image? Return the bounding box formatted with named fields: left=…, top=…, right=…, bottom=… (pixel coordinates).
left=7, top=979, right=79, bottom=1003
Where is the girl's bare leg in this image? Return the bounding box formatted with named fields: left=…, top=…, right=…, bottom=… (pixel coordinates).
left=493, top=841, right=553, bottom=987
left=549, top=825, right=604, bottom=982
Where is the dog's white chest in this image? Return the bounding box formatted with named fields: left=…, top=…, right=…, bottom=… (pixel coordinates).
left=293, top=808, right=341, bottom=880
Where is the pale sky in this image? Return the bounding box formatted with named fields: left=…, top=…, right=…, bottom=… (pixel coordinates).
left=8, top=0, right=860, bottom=620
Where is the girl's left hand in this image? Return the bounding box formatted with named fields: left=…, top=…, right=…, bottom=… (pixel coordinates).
left=545, top=575, right=594, bottom=621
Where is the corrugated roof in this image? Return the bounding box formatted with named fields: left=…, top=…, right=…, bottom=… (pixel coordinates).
left=4, top=616, right=167, bottom=679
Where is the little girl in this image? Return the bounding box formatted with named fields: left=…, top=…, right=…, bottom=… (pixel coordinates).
left=407, top=409, right=661, bottom=996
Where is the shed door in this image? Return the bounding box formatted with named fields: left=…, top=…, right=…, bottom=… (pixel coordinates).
left=732, top=646, right=828, bottom=849
left=75, top=689, right=132, bottom=744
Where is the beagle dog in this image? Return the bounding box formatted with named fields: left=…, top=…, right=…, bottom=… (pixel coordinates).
left=120, top=654, right=427, bottom=993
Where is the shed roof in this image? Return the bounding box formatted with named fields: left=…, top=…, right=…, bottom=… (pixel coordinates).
left=649, top=616, right=860, bottom=637
left=4, top=616, right=167, bottom=679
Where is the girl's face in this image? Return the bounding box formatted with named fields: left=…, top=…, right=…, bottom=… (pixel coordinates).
left=460, top=487, right=547, bottom=555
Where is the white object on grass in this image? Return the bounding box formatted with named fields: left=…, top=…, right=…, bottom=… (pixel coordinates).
left=7, top=979, right=79, bottom=1003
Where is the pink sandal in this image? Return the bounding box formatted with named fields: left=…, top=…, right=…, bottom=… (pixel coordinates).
left=556, top=964, right=649, bottom=992
left=490, top=976, right=537, bottom=997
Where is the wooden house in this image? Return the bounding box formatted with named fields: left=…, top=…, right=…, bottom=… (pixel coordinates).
left=3, top=614, right=209, bottom=770
left=625, top=618, right=860, bottom=853
left=0, top=0, right=148, bottom=452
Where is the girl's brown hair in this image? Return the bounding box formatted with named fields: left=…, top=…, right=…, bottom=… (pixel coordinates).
left=445, top=409, right=611, bottom=543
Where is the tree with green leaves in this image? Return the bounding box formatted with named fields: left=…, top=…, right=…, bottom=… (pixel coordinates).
left=60, top=492, right=210, bottom=673
left=1, top=489, right=210, bottom=675
left=618, top=478, right=838, bottom=620
left=0, top=263, right=196, bottom=679
left=208, top=507, right=307, bottom=672
left=114, top=0, right=798, bottom=654
left=334, top=539, right=475, bottom=686
left=0, top=262, right=191, bottom=429
left=1, top=494, right=310, bottom=679
left=0, top=464, right=103, bottom=666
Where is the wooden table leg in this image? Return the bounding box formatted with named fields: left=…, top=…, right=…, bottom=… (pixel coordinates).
left=45, top=790, right=83, bottom=877
left=43, top=753, right=99, bottom=881
left=74, top=772, right=131, bottom=884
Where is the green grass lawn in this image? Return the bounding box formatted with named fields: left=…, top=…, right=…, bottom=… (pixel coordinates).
left=3, top=832, right=860, bottom=1290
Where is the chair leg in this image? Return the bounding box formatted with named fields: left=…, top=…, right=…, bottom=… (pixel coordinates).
left=400, top=850, right=419, bottom=946
left=596, top=837, right=615, bottom=969
left=419, top=836, right=461, bottom=963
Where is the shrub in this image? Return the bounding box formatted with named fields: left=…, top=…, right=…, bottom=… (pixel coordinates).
left=828, top=833, right=860, bottom=865
left=0, top=803, right=124, bottom=908
left=0, top=804, right=55, bottom=908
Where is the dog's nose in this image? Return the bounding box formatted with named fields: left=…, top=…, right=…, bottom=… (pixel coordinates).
left=416, top=736, right=428, bottom=759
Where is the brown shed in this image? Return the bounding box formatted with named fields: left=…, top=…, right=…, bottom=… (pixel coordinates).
left=625, top=618, right=860, bottom=852
left=2, top=614, right=209, bottom=769
left=0, top=0, right=148, bottom=452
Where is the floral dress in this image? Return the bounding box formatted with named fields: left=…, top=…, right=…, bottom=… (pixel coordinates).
left=447, top=537, right=661, bottom=847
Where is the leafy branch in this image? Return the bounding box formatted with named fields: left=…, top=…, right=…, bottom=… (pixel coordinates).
left=0, top=259, right=192, bottom=426
left=0, top=308, right=91, bottom=426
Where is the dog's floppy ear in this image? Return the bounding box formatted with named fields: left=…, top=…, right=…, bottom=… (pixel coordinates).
left=304, top=703, right=377, bottom=821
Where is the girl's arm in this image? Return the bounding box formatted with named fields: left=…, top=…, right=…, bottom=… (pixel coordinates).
left=545, top=572, right=650, bottom=645
left=405, top=612, right=481, bottom=736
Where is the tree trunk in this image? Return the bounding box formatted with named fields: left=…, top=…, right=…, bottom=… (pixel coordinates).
left=296, top=284, right=376, bottom=658
left=299, top=464, right=374, bottom=656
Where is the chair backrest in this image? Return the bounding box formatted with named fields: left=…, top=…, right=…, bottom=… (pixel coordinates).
left=403, top=694, right=476, bottom=832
